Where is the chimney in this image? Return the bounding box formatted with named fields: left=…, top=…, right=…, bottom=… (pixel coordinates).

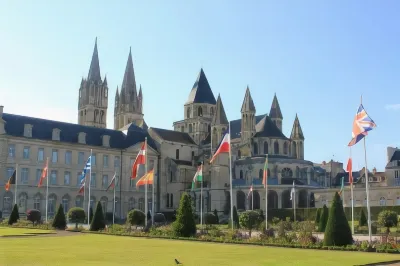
left=373, top=167, right=377, bottom=174
left=0, top=105, right=3, bottom=116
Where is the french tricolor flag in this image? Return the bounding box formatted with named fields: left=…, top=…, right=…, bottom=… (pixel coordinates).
left=210, top=132, right=230, bottom=164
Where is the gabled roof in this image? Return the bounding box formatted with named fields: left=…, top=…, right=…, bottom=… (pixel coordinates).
left=2, top=113, right=157, bottom=150
left=241, top=86, right=256, bottom=113
left=269, top=94, right=283, bottom=119
left=253, top=115, right=288, bottom=139
left=186, top=68, right=216, bottom=105
left=150, top=128, right=196, bottom=145
left=212, top=94, right=229, bottom=125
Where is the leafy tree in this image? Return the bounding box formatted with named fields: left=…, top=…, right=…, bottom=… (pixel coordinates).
left=213, top=209, right=219, bottom=224
left=8, top=204, right=19, bottom=225
left=27, top=209, right=41, bottom=225
left=318, top=205, right=328, bottom=232
left=172, top=192, right=196, bottom=237
left=52, top=204, right=67, bottom=230
left=315, top=208, right=321, bottom=224
left=89, top=207, right=93, bottom=224
left=359, top=208, right=367, bottom=227
left=377, top=210, right=398, bottom=234
left=127, top=209, right=145, bottom=227
left=232, top=206, right=240, bottom=229
left=90, top=201, right=106, bottom=231
left=67, top=207, right=86, bottom=229
left=239, top=210, right=263, bottom=237
left=147, top=211, right=152, bottom=223
left=204, top=213, right=218, bottom=226
left=324, top=192, right=353, bottom=246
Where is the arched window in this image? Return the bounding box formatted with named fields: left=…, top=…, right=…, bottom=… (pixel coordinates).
left=210, top=107, right=214, bottom=116
left=281, top=168, right=293, bottom=178
left=34, top=194, right=41, bottom=210
left=379, top=197, right=386, bottom=206
left=253, top=143, right=258, bottom=155
left=240, top=170, right=244, bottom=179
left=396, top=196, right=400, bottom=206
left=263, top=141, right=268, bottom=154
left=292, top=142, right=297, bottom=158
left=283, top=142, right=288, bottom=154
left=189, top=124, right=193, bottom=133
left=18, top=193, right=28, bottom=213
left=274, top=141, right=279, bottom=154
left=198, top=106, right=203, bottom=116
left=48, top=194, right=57, bottom=216
left=62, top=195, right=70, bottom=214
left=187, top=107, right=191, bottom=118
left=170, top=194, right=174, bottom=208
left=75, top=195, right=83, bottom=208
left=128, top=197, right=135, bottom=211
left=139, top=198, right=145, bottom=212
left=237, top=150, right=241, bottom=158
left=166, top=193, right=170, bottom=208
left=208, top=124, right=211, bottom=133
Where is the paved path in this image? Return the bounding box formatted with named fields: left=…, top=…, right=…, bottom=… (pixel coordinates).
left=0, top=230, right=78, bottom=238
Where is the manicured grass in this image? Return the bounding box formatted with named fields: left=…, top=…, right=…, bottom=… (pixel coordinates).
left=0, top=234, right=399, bottom=265
left=0, top=227, right=55, bottom=236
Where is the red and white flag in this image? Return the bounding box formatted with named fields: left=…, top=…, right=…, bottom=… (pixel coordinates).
left=131, top=142, right=146, bottom=179
left=346, top=158, right=353, bottom=184
left=38, top=160, right=48, bottom=188
left=210, top=133, right=230, bottom=164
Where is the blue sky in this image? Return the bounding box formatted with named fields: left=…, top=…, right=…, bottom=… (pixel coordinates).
left=1, top=1, right=399, bottom=171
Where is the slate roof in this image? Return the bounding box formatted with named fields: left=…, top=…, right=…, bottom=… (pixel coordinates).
left=186, top=68, right=216, bottom=105
left=230, top=114, right=266, bottom=139
left=269, top=94, right=283, bottom=119
left=150, top=127, right=196, bottom=145
left=2, top=113, right=157, bottom=150
left=389, top=151, right=400, bottom=162
left=332, top=172, right=361, bottom=186
left=254, top=115, right=289, bottom=139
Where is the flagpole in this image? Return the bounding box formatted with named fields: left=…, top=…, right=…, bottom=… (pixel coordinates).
left=363, top=137, right=372, bottom=243
left=46, top=157, right=49, bottom=223
left=144, top=137, right=148, bottom=227
left=265, top=154, right=268, bottom=231
left=293, top=181, right=296, bottom=222
left=88, top=149, right=92, bottom=226
left=349, top=148, right=354, bottom=234
left=113, top=174, right=116, bottom=225
left=14, top=164, right=18, bottom=205
left=200, top=163, right=203, bottom=227
left=228, top=123, right=233, bottom=230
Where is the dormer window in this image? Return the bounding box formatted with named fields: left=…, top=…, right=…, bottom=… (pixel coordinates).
left=102, top=135, right=110, bottom=147
left=78, top=132, right=86, bottom=144
left=24, top=124, right=33, bottom=138
left=52, top=128, right=61, bottom=141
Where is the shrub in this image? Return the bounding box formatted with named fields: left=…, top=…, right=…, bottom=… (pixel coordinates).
left=318, top=205, right=328, bottom=232
left=232, top=206, right=239, bottom=229
left=8, top=204, right=19, bottom=225
left=359, top=209, right=367, bottom=227
left=27, top=209, right=41, bottom=225
left=271, top=217, right=280, bottom=225
left=153, top=213, right=167, bottom=226
left=377, top=210, right=398, bottom=233
left=67, top=207, right=86, bottom=229
left=127, top=209, right=145, bottom=227
left=172, top=192, right=196, bottom=237
left=90, top=201, right=106, bottom=231
left=324, top=192, right=353, bottom=246
left=89, top=207, right=93, bottom=224
left=204, top=213, right=218, bottom=225
left=315, top=208, right=321, bottom=224
left=239, top=210, right=263, bottom=237
left=52, top=204, right=67, bottom=230
left=213, top=209, right=219, bottom=224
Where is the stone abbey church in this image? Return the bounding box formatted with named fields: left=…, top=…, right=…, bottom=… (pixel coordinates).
left=0, top=39, right=329, bottom=220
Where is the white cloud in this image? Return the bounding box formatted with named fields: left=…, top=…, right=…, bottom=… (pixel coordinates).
left=385, top=104, right=400, bottom=111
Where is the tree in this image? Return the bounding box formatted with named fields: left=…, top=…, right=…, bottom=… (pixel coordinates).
left=232, top=206, right=240, bottom=229
left=8, top=204, right=19, bottom=225
left=359, top=208, right=367, bottom=227
left=213, top=209, right=219, bottom=224
left=318, top=205, right=328, bottom=232
left=239, top=210, right=263, bottom=237
left=377, top=210, right=398, bottom=234
left=88, top=207, right=93, bottom=223
left=172, top=192, right=196, bottom=237
left=27, top=209, right=41, bottom=225
left=90, top=201, right=106, bottom=231
left=127, top=209, right=145, bottom=227
left=315, top=208, right=321, bottom=224
left=324, top=192, right=353, bottom=246
left=52, top=204, right=67, bottom=230
left=67, top=207, right=86, bottom=229
left=204, top=213, right=218, bottom=226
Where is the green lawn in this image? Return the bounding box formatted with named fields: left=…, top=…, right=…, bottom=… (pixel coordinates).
left=0, top=233, right=399, bottom=265
left=0, top=227, right=55, bottom=236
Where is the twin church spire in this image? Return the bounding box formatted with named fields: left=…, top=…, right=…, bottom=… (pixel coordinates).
left=77, top=38, right=144, bottom=130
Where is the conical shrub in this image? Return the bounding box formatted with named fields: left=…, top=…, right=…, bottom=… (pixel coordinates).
left=8, top=204, right=19, bottom=225
left=90, top=201, right=106, bottom=231
left=52, top=204, right=67, bottom=229
left=172, top=193, right=196, bottom=237
left=318, top=205, right=328, bottom=232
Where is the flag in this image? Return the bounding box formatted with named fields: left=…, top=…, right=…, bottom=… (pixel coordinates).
left=338, top=176, right=344, bottom=196
left=78, top=182, right=85, bottom=194
left=136, top=169, right=154, bottom=188
left=5, top=170, right=16, bottom=191
left=346, top=158, right=353, bottom=184
left=290, top=181, right=295, bottom=201
left=191, top=164, right=203, bottom=189
left=78, top=156, right=91, bottom=193
left=38, top=160, right=48, bottom=188
left=262, top=155, right=268, bottom=188
left=106, top=173, right=116, bottom=192
left=131, top=142, right=146, bottom=179
left=247, top=185, right=253, bottom=198
left=348, top=104, right=376, bottom=146
left=210, top=132, right=230, bottom=164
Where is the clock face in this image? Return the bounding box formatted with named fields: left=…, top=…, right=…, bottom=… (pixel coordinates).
left=105, top=88, right=108, bottom=97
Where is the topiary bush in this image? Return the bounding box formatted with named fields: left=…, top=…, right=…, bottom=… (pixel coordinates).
left=315, top=208, right=321, bottom=225
left=377, top=210, right=398, bottom=234
left=359, top=208, right=367, bottom=227
left=204, top=213, right=218, bottom=226
left=67, top=207, right=86, bottom=229
left=318, top=204, right=328, bottom=232
left=52, top=204, right=67, bottom=230
left=90, top=201, right=106, bottom=231
left=324, top=192, right=353, bottom=246
left=213, top=209, right=219, bottom=224
left=232, top=206, right=239, bottom=229
left=8, top=204, right=19, bottom=225
left=172, top=192, right=196, bottom=237
left=239, top=210, right=263, bottom=237
left=127, top=209, right=145, bottom=227
left=27, top=209, right=41, bottom=225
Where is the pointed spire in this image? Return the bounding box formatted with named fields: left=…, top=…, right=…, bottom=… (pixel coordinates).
left=212, top=94, right=229, bottom=125
left=290, top=114, right=304, bottom=140
left=121, top=47, right=137, bottom=104
left=269, top=93, right=283, bottom=119
left=87, top=37, right=102, bottom=82
left=103, top=75, right=108, bottom=86
left=115, top=86, right=119, bottom=101
left=138, top=85, right=143, bottom=113
left=138, top=85, right=142, bottom=98
left=186, top=68, right=216, bottom=105
left=241, top=86, right=256, bottom=113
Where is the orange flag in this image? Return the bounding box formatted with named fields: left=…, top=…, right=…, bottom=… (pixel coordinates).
left=136, top=169, right=154, bottom=188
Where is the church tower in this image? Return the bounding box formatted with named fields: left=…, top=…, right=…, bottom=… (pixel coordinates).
left=240, top=86, right=256, bottom=143
left=290, top=114, right=305, bottom=159
left=269, top=93, right=283, bottom=131
left=211, top=94, right=229, bottom=150
left=114, top=48, right=144, bottom=130
left=78, top=38, right=108, bottom=128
